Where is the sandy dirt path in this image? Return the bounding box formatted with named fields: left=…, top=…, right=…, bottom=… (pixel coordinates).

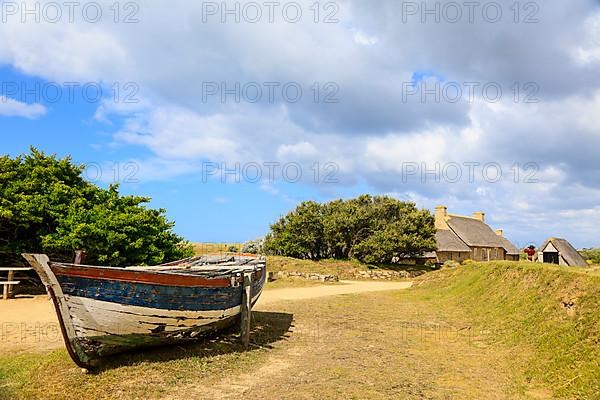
left=257, top=280, right=412, bottom=305
left=0, top=280, right=412, bottom=355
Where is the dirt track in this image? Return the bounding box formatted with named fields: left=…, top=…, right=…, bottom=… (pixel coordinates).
left=0, top=280, right=412, bottom=355
left=258, top=280, right=412, bottom=304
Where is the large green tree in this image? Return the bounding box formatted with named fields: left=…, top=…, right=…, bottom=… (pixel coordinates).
left=266, top=201, right=324, bottom=260
left=0, top=148, right=193, bottom=266
left=264, top=195, right=437, bottom=264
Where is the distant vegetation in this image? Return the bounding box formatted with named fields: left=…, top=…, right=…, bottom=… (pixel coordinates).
left=242, top=239, right=263, bottom=254
left=580, top=247, right=600, bottom=264
left=264, top=195, right=436, bottom=264
left=0, top=148, right=193, bottom=266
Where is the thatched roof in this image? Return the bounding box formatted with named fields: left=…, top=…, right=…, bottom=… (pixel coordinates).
left=433, top=207, right=520, bottom=257
left=447, top=216, right=508, bottom=248
left=539, top=238, right=587, bottom=267
left=497, top=236, right=520, bottom=255
left=435, top=229, right=471, bottom=252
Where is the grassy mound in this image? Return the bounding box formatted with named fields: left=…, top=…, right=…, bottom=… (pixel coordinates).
left=414, top=261, right=600, bottom=399
left=267, top=256, right=431, bottom=279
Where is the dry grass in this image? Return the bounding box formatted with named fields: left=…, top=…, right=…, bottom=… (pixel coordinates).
left=582, top=264, right=600, bottom=276
left=1, top=289, right=530, bottom=400
left=414, top=261, right=600, bottom=398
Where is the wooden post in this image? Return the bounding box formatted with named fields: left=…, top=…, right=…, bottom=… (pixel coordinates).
left=240, top=272, right=252, bottom=348
left=73, top=250, right=87, bottom=265
left=7, top=270, right=14, bottom=299
left=2, top=275, right=8, bottom=301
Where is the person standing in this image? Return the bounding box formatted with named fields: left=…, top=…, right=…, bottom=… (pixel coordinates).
left=524, top=245, right=536, bottom=261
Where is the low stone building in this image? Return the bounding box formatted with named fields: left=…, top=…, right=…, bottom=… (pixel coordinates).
left=536, top=238, right=587, bottom=267
left=433, top=206, right=519, bottom=263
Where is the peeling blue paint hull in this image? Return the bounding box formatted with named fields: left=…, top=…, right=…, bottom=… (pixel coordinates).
left=22, top=254, right=266, bottom=368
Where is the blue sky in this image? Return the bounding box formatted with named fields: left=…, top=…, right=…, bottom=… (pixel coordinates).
left=1, top=64, right=369, bottom=242
left=2, top=1, right=600, bottom=249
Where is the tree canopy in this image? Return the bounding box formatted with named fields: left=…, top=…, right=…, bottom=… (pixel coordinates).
left=264, top=195, right=437, bottom=264
left=0, top=148, right=193, bottom=266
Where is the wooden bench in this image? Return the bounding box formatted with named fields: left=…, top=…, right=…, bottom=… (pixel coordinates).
left=0, top=267, right=32, bottom=300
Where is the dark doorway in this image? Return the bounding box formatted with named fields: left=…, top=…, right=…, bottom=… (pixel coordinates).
left=543, top=252, right=559, bottom=264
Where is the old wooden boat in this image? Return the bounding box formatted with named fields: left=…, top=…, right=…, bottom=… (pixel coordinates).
left=22, top=253, right=266, bottom=368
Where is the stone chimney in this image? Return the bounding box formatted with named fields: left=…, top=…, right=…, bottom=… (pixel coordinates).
left=495, top=229, right=503, bottom=236
left=435, top=206, right=448, bottom=229
left=472, top=211, right=485, bottom=222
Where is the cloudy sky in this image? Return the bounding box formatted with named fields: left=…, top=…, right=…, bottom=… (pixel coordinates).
left=1, top=0, right=599, bottom=248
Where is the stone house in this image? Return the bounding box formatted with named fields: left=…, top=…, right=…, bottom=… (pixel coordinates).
left=433, top=206, right=519, bottom=263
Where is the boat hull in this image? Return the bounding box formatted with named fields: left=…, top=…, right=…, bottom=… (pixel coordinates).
left=22, top=254, right=266, bottom=368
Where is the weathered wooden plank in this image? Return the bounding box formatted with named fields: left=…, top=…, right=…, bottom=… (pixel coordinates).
left=240, top=272, right=252, bottom=348
left=51, top=264, right=235, bottom=288
left=65, top=295, right=240, bottom=336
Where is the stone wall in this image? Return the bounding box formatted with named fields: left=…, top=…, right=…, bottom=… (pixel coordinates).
left=353, top=269, right=425, bottom=280
left=271, top=269, right=426, bottom=282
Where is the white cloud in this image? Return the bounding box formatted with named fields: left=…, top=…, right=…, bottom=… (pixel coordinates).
left=0, top=96, right=46, bottom=119
left=1, top=0, right=600, bottom=246
left=276, top=141, right=318, bottom=159
left=572, top=11, right=600, bottom=65
left=353, top=30, right=379, bottom=46
left=114, top=106, right=240, bottom=161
